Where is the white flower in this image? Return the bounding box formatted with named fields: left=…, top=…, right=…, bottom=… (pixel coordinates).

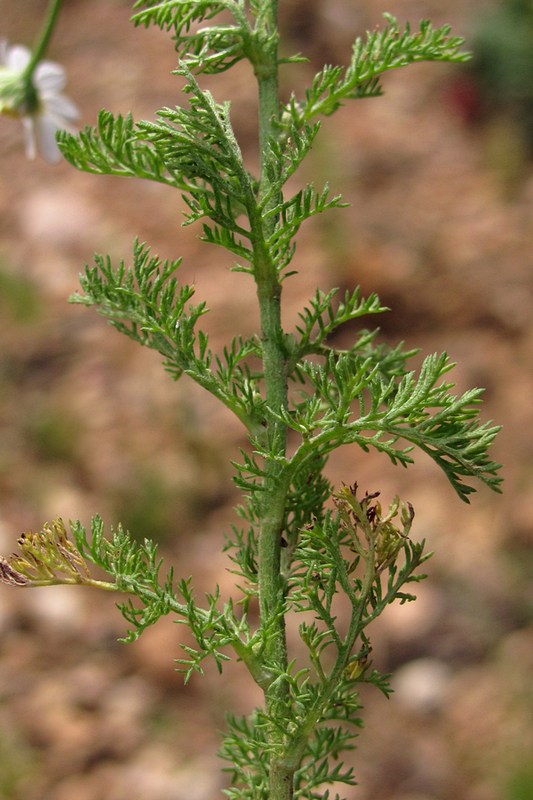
left=0, top=40, right=78, bottom=163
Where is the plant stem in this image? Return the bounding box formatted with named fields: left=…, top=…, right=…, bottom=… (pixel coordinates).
left=23, top=0, right=63, bottom=81
left=252, top=2, right=294, bottom=798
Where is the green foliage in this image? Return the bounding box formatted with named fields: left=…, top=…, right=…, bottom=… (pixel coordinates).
left=285, top=350, right=501, bottom=502
left=471, top=0, right=533, bottom=105
left=284, top=14, right=470, bottom=127
left=131, top=0, right=253, bottom=74
left=0, top=727, right=36, bottom=798
left=220, top=484, right=426, bottom=798
left=24, top=406, right=80, bottom=463
left=505, top=764, right=533, bottom=800
left=71, top=516, right=237, bottom=663
left=72, top=240, right=501, bottom=503
left=467, top=0, right=533, bottom=154
left=0, top=259, right=41, bottom=322
left=57, top=110, right=184, bottom=185
left=71, top=239, right=266, bottom=434
left=71, top=239, right=201, bottom=383
left=220, top=711, right=272, bottom=799
left=3, top=3, right=503, bottom=800
left=0, top=517, right=256, bottom=674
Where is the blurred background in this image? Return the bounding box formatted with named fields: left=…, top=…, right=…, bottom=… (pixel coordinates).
left=1, top=0, right=532, bottom=798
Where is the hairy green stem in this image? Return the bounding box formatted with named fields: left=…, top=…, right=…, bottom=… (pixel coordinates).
left=251, top=2, right=294, bottom=798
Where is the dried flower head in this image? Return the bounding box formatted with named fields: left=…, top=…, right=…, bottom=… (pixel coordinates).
left=0, top=518, right=90, bottom=587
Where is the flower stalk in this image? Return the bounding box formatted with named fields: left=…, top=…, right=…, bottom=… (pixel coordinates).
left=23, top=0, right=63, bottom=83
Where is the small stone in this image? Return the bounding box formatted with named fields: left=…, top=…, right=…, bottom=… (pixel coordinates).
left=393, top=657, right=451, bottom=714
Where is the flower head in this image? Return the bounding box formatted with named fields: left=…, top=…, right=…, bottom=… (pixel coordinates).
left=0, top=518, right=90, bottom=587
left=0, top=40, right=78, bottom=163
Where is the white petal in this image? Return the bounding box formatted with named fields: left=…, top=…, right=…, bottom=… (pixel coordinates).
left=42, top=93, right=79, bottom=122
left=7, top=44, right=31, bottom=72
left=35, top=113, right=62, bottom=163
left=21, top=116, right=37, bottom=159
left=34, top=60, right=66, bottom=92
